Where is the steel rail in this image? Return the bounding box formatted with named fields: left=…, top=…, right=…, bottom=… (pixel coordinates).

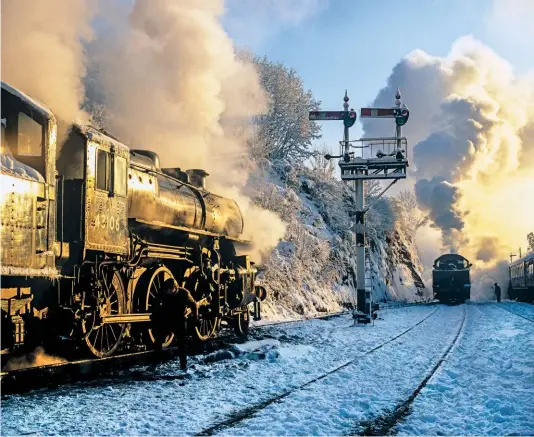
left=195, top=307, right=441, bottom=436
left=356, top=305, right=467, bottom=436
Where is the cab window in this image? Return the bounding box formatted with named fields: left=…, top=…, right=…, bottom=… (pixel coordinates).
left=17, top=112, right=43, bottom=156
left=114, top=156, right=127, bottom=196
left=96, top=149, right=110, bottom=191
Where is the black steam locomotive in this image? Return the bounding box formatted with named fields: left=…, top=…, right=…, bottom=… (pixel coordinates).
left=508, top=252, right=534, bottom=302
left=1, top=82, right=266, bottom=359
left=432, top=254, right=471, bottom=303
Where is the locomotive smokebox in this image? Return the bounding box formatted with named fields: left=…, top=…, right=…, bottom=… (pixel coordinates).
left=186, top=169, right=209, bottom=190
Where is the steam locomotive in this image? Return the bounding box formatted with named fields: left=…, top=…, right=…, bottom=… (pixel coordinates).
left=0, top=82, right=266, bottom=359
left=508, top=252, right=534, bottom=302
left=432, top=254, right=471, bottom=303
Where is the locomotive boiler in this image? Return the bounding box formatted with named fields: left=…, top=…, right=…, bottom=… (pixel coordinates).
left=1, top=81, right=267, bottom=359
left=127, top=150, right=244, bottom=242
left=432, top=254, right=472, bottom=304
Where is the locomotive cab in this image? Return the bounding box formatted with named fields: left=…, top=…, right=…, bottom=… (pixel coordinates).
left=1, top=82, right=57, bottom=274
left=1, top=82, right=59, bottom=351
left=56, top=125, right=131, bottom=271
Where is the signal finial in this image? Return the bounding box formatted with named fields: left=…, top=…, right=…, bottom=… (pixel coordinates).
left=395, top=87, right=402, bottom=107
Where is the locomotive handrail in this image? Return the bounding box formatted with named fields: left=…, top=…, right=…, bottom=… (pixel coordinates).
left=130, top=162, right=207, bottom=194
left=56, top=174, right=65, bottom=259
left=133, top=219, right=252, bottom=245
left=126, top=231, right=195, bottom=266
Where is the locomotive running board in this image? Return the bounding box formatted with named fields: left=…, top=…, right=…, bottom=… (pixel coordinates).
left=101, top=297, right=211, bottom=325
left=133, top=218, right=252, bottom=245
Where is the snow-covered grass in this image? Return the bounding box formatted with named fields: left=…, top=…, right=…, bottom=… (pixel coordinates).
left=395, top=303, right=534, bottom=436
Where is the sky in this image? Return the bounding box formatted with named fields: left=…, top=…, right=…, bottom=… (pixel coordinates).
left=222, top=0, right=534, bottom=274
left=223, top=0, right=534, bottom=152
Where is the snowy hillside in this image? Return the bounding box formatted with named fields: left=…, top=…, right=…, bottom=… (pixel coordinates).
left=246, top=159, right=428, bottom=321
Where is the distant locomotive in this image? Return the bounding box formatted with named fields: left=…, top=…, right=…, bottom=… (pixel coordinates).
left=1, top=82, right=266, bottom=359
left=508, top=252, right=534, bottom=302
left=432, top=254, right=471, bottom=303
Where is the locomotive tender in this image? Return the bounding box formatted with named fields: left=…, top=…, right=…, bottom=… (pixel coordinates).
left=508, top=252, right=534, bottom=302
left=432, top=254, right=471, bottom=303
left=1, top=82, right=266, bottom=358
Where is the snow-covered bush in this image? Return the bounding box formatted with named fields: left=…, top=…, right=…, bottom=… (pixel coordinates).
left=247, top=159, right=428, bottom=320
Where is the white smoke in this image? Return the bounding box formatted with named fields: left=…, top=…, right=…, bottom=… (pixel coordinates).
left=87, top=0, right=286, bottom=259
left=1, top=0, right=95, bottom=123
left=2, top=0, right=287, bottom=259
left=362, top=36, right=534, bottom=296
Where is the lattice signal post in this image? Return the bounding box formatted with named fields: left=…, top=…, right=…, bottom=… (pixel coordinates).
left=309, top=88, right=410, bottom=324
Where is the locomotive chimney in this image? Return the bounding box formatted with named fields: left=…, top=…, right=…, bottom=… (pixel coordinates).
left=186, top=169, right=209, bottom=190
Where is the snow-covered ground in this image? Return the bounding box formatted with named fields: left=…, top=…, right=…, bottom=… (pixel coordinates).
left=497, top=301, right=534, bottom=321
left=1, top=303, right=532, bottom=436
left=395, top=302, right=534, bottom=436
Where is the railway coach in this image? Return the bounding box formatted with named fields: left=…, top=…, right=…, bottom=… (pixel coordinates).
left=508, top=252, right=534, bottom=302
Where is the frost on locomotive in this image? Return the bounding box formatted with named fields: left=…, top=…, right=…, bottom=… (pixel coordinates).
left=432, top=254, right=472, bottom=304
left=0, top=82, right=266, bottom=359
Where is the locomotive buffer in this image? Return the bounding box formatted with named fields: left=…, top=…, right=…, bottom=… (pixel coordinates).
left=309, top=88, right=410, bottom=324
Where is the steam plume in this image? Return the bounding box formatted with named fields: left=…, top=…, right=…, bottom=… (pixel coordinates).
left=3, top=347, right=66, bottom=371
left=1, top=0, right=95, bottom=123
left=87, top=0, right=285, bottom=258
left=363, top=36, right=534, bottom=297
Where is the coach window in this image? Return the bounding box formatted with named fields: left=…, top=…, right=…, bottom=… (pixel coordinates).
left=114, top=155, right=127, bottom=197
left=17, top=112, right=43, bottom=157
left=96, top=149, right=110, bottom=191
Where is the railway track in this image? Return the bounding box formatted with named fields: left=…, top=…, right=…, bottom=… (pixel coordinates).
left=195, top=306, right=441, bottom=436
left=0, top=310, right=348, bottom=396
left=0, top=304, right=432, bottom=396
left=355, top=305, right=467, bottom=436
left=377, top=301, right=437, bottom=312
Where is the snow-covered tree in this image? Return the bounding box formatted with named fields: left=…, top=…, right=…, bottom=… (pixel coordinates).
left=391, top=189, right=425, bottom=239
left=250, top=56, right=322, bottom=163
left=310, top=144, right=335, bottom=179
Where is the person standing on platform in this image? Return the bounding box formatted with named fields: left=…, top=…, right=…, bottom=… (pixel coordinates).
left=494, top=283, right=502, bottom=303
